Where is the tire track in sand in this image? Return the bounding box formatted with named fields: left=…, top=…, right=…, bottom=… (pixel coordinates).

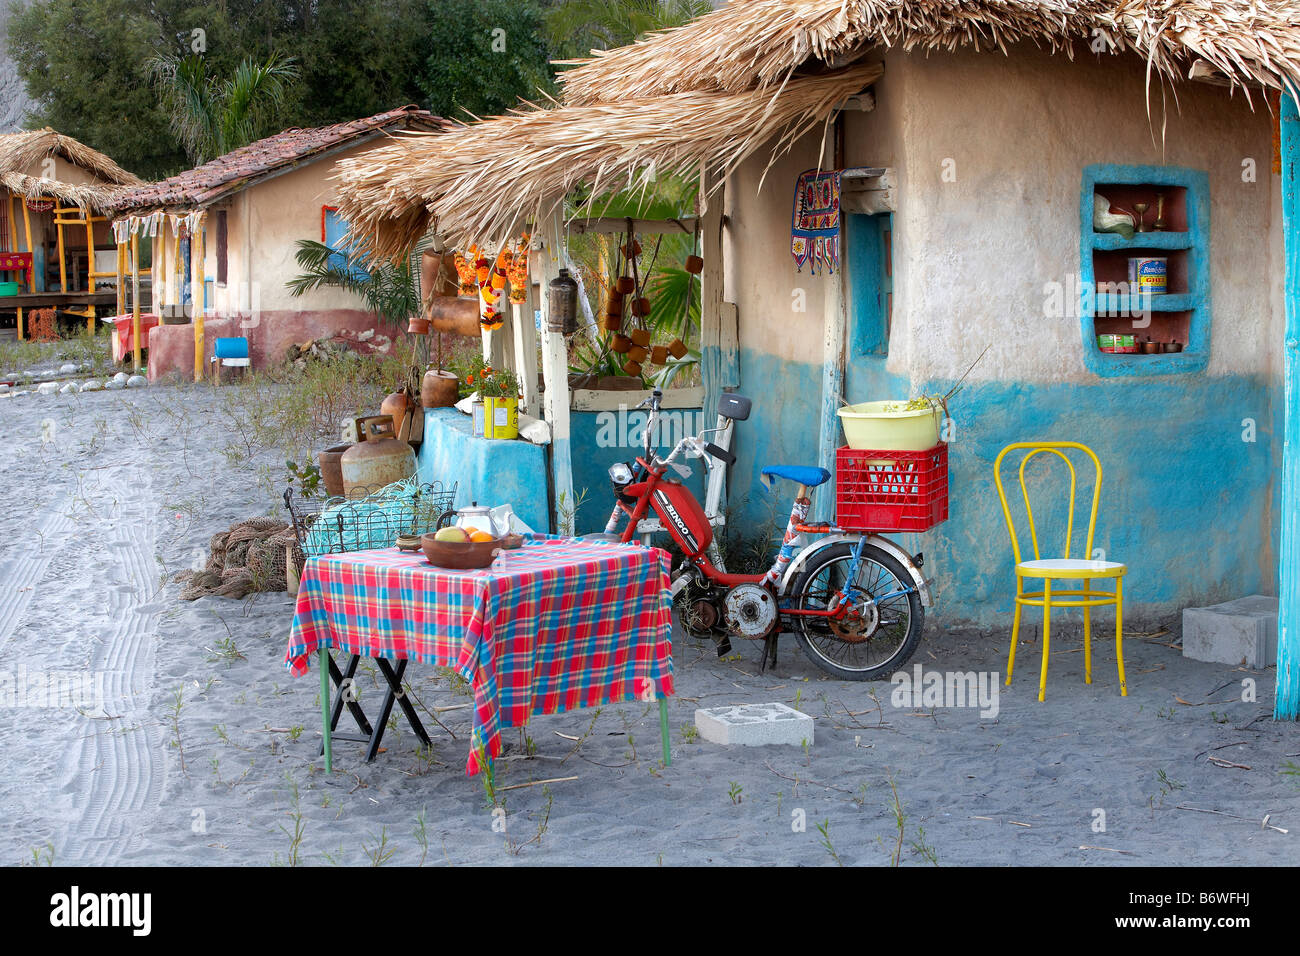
left=57, top=467, right=164, bottom=865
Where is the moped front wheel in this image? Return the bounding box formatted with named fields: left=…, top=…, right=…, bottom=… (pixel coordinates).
left=788, top=542, right=924, bottom=681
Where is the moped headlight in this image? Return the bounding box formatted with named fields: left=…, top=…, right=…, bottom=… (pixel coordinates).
left=609, top=462, right=634, bottom=487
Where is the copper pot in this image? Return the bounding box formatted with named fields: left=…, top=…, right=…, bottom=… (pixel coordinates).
left=421, top=368, right=459, bottom=408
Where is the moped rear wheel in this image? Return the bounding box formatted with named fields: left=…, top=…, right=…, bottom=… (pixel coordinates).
left=788, top=542, right=923, bottom=681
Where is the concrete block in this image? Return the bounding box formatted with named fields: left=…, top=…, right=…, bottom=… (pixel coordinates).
left=695, top=702, right=814, bottom=747
left=1183, top=595, right=1278, bottom=668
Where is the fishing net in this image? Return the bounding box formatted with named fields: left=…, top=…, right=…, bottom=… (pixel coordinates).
left=176, top=517, right=299, bottom=600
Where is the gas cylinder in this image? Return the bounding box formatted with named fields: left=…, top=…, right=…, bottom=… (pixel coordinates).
left=340, top=416, right=416, bottom=497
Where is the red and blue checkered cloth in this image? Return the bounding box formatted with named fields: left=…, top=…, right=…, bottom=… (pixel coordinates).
left=285, top=536, right=674, bottom=774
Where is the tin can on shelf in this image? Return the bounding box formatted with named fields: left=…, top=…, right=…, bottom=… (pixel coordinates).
left=1127, top=256, right=1168, bottom=295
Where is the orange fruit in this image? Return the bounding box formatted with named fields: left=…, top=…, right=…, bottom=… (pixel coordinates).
left=469, top=530, right=496, bottom=543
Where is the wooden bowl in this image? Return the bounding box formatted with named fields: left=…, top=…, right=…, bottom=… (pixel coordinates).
left=420, top=533, right=501, bottom=569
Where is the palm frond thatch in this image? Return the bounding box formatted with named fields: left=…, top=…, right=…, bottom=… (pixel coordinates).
left=0, top=127, right=142, bottom=214
left=557, top=0, right=1300, bottom=106
left=334, top=61, right=882, bottom=256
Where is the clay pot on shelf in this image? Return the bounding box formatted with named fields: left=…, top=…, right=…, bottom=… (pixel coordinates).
left=421, top=368, right=459, bottom=408
left=318, top=443, right=352, bottom=498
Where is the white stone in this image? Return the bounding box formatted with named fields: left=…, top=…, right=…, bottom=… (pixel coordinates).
left=36, top=382, right=59, bottom=395
left=357, top=328, right=375, bottom=341
left=59, top=382, right=77, bottom=394
left=0, top=384, right=8, bottom=393
left=105, top=378, right=125, bottom=391
left=112, top=371, right=129, bottom=384
left=81, top=380, right=102, bottom=392
left=695, top=702, right=815, bottom=747
left=1183, top=595, right=1279, bottom=668
left=126, top=375, right=148, bottom=389
left=59, top=363, right=78, bottom=375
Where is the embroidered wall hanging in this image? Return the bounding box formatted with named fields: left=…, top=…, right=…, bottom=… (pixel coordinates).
left=790, top=168, right=841, bottom=274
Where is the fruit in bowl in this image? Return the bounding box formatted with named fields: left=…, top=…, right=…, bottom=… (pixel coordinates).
left=421, top=529, right=501, bottom=569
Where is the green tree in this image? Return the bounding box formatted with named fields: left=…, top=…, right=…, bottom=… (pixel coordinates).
left=419, top=0, right=554, bottom=121
left=149, top=52, right=300, bottom=164
left=544, top=0, right=712, bottom=60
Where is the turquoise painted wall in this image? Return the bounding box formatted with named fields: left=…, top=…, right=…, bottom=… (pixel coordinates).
left=415, top=409, right=551, bottom=533
left=723, top=347, right=1280, bottom=626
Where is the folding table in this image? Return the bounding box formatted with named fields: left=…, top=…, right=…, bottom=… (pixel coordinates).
left=285, top=535, right=675, bottom=775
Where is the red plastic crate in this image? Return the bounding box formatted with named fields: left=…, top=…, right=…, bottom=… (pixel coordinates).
left=835, top=443, right=949, bottom=533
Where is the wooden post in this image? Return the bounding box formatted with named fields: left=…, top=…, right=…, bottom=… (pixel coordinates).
left=21, top=199, right=33, bottom=290
left=511, top=273, right=539, bottom=417
left=193, top=215, right=206, bottom=382
left=130, top=231, right=142, bottom=371
left=115, top=239, right=125, bottom=317
left=56, top=216, right=66, bottom=293
left=538, top=211, right=573, bottom=532
left=1275, top=92, right=1300, bottom=721
left=85, top=215, right=96, bottom=332
left=172, top=219, right=181, bottom=315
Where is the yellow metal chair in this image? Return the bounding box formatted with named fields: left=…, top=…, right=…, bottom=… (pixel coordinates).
left=994, top=442, right=1127, bottom=701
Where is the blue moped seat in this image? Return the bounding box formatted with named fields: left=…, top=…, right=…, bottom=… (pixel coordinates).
left=761, top=465, right=831, bottom=488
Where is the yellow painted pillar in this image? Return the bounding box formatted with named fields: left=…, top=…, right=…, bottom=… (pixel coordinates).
left=193, top=216, right=205, bottom=382
left=21, top=200, right=32, bottom=260
left=85, top=216, right=97, bottom=332
left=131, top=232, right=141, bottom=371
left=15, top=308, right=22, bottom=341
left=56, top=218, right=66, bottom=293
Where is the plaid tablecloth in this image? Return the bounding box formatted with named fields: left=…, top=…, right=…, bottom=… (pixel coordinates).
left=285, top=536, right=674, bottom=774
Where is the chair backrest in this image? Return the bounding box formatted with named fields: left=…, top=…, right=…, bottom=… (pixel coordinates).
left=993, top=441, right=1104, bottom=565
left=214, top=337, right=249, bottom=360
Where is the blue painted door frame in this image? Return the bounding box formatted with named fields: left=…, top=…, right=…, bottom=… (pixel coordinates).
left=1277, top=93, right=1299, bottom=721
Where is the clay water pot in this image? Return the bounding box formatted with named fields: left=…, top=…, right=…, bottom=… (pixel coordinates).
left=428, top=296, right=481, bottom=336
left=422, top=368, right=459, bottom=408
left=381, top=388, right=416, bottom=441
left=318, top=442, right=352, bottom=497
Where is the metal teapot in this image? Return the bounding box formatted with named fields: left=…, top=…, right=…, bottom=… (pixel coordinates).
left=453, top=502, right=504, bottom=538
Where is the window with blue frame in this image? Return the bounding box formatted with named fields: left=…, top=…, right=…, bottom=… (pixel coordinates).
left=847, top=212, right=893, bottom=357
left=321, top=206, right=370, bottom=280
left=1080, top=164, right=1210, bottom=377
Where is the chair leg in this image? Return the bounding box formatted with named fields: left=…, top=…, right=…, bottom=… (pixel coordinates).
left=1006, top=579, right=1023, bottom=686
left=1082, top=578, right=1092, bottom=685
left=1115, top=576, right=1127, bottom=697
left=1039, top=579, right=1052, bottom=702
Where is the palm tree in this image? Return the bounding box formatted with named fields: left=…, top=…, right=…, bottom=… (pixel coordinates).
left=286, top=240, right=419, bottom=330
left=149, top=53, right=301, bottom=165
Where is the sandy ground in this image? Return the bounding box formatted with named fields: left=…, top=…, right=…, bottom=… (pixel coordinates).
left=1, top=383, right=1298, bottom=867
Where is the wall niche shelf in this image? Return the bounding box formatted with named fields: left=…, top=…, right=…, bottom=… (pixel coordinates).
left=1079, top=164, right=1211, bottom=377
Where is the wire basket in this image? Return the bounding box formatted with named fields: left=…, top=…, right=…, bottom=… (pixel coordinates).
left=283, top=478, right=458, bottom=559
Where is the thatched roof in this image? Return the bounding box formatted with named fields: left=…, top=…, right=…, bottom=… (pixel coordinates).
left=110, top=106, right=448, bottom=214
left=559, top=0, right=1300, bottom=104
left=337, top=62, right=881, bottom=256
left=0, top=127, right=142, bottom=213
left=335, top=0, right=1300, bottom=256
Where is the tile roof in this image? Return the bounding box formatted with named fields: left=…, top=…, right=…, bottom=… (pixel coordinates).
left=110, top=106, right=448, bottom=212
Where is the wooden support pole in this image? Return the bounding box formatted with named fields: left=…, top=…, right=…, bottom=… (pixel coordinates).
left=1275, top=93, right=1300, bottom=721
left=56, top=218, right=66, bottom=293
left=193, top=216, right=206, bottom=383
left=538, top=211, right=573, bottom=533
left=131, top=232, right=142, bottom=371
left=21, top=200, right=33, bottom=289
left=85, top=215, right=96, bottom=332
left=511, top=273, right=539, bottom=417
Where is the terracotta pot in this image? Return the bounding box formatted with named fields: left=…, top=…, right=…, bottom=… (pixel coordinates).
left=318, top=442, right=352, bottom=498
left=685, top=255, right=704, bottom=275
left=427, top=296, right=481, bottom=336
left=408, top=316, right=430, bottom=335
left=616, top=276, right=635, bottom=295
left=381, top=388, right=416, bottom=442
left=421, top=368, right=459, bottom=408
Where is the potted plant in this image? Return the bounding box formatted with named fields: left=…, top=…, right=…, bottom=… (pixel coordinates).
left=469, top=358, right=520, bottom=440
